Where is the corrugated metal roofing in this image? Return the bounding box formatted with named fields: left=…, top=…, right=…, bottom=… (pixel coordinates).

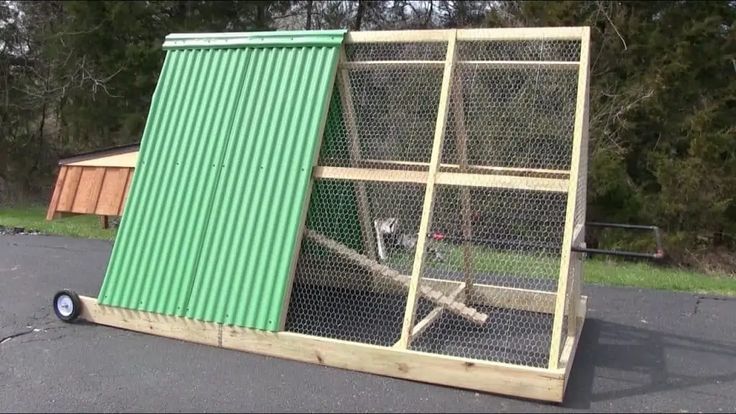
left=98, top=30, right=345, bottom=331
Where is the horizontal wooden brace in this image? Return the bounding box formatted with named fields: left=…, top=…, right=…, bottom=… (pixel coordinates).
left=344, top=28, right=586, bottom=44
left=78, top=295, right=579, bottom=402
left=313, top=166, right=428, bottom=184
left=456, top=27, right=587, bottom=41
left=313, top=166, right=568, bottom=192
left=341, top=61, right=445, bottom=69
left=345, top=30, right=451, bottom=43
left=356, top=159, right=570, bottom=177
left=435, top=172, right=568, bottom=192
left=458, top=60, right=578, bottom=69
left=340, top=61, right=576, bottom=70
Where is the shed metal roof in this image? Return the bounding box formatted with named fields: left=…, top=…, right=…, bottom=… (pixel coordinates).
left=98, top=30, right=345, bottom=330
left=58, top=143, right=139, bottom=166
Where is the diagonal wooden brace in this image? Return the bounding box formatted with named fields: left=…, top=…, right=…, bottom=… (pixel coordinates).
left=305, top=229, right=489, bottom=325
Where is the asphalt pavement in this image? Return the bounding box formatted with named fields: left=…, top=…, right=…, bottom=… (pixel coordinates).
left=1, top=234, right=735, bottom=412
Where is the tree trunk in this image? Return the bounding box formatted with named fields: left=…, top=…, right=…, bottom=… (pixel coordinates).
left=353, top=0, right=364, bottom=31
left=306, top=0, right=313, bottom=30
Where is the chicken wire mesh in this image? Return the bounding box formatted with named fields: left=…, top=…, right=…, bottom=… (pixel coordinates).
left=440, top=66, right=578, bottom=171
left=287, top=35, right=585, bottom=369
left=285, top=179, right=427, bottom=346
left=318, top=53, right=444, bottom=169
left=409, top=185, right=567, bottom=367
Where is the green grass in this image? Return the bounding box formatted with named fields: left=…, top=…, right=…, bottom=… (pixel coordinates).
left=585, top=260, right=736, bottom=296
left=388, top=243, right=736, bottom=297
left=1, top=204, right=735, bottom=296
left=0, top=205, right=116, bottom=240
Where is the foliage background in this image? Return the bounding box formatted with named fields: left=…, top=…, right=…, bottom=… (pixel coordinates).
left=1, top=1, right=734, bottom=273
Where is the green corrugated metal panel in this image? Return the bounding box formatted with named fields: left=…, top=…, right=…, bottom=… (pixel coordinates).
left=98, top=30, right=345, bottom=331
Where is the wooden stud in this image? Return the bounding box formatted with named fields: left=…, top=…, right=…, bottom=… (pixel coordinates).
left=457, top=60, right=578, bottom=69
left=78, top=295, right=571, bottom=402
left=435, top=172, right=568, bottom=192
left=337, top=48, right=379, bottom=262
left=277, top=56, right=340, bottom=330
left=99, top=215, right=109, bottom=229
left=560, top=296, right=587, bottom=395
left=402, top=282, right=466, bottom=345
left=46, top=166, right=68, bottom=220
left=352, top=158, right=570, bottom=177
left=313, top=168, right=568, bottom=192
left=341, top=61, right=444, bottom=69
left=399, top=30, right=458, bottom=349
left=548, top=27, right=590, bottom=370
left=345, top=30, right=451, bottom=44
left=456, top=27, right=586, bottom=41
left=451, top=66, right=475, bottom=301
left=313, top=166, right=428, bottom=184
left=344, top=27, right=586, bottom=44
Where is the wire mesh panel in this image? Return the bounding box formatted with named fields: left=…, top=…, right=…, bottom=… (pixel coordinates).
left=286, top=179, right=425, bottom=346
left=286, top=30, right=588, bottom=373
left=442, top=42, right=579, bottom=172
left=409, top=185, right=567, bottom=367
left=318, top=45, right=445, bottom=168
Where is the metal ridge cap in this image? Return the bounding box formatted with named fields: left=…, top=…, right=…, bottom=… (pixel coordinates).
left=163, top=30, right=347, bottom=50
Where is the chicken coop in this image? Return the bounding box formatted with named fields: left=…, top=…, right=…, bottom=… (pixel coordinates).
left=53, top=27, right=591, bottom=402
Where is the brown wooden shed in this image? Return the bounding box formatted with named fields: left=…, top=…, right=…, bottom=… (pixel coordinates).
left=46, top=143, right=139, bottom=228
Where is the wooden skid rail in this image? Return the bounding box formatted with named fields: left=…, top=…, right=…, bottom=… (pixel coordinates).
left=305, top=229, right=489, bottom=324
left=78, top=295, right=583, bottom=402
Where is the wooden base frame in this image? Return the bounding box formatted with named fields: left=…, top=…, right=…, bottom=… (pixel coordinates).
left=77, top=295, right=586, bottom=403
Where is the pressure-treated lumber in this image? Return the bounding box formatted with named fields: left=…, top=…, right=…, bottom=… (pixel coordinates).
left=548, top=27, right=591, bottom=370
left=458, top=60, right=578, bottom=69
left=337, top=48, right=379, bottom=262
left=341, top=61, right=445, bottom=69
left=435, top=172, right=568, bottom=192
left=355, top=158, right=570, bottom=176
left=399, top=282, right=466, bottom=345
left=313, top=166, right=569, bottom=192
left=77, top=295, right=574, bottom=402
left=344, top=27, right=588, bottom=43
left=399, top=30, right=459, bottom=349
left=340, top=61, right=578, bottom=70
left=456, top=27, right=587, bottom=41
left=560, top=296, right=587, bottom=393
left=305, top=229, right=488, bottom=324
left=451, top=72, right=474, bottom=301
left=313, top=166, right=428, bottom=183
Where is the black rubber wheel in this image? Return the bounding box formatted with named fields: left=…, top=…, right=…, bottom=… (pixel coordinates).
left=53, top=290, right=81, bottom=322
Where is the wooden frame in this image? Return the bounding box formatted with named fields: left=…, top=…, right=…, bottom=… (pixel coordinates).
left=77, top=27, right=591, bottom=403
left=548, top=27, right=591, bottom=370
left=77, top=295, right=586, bottom=402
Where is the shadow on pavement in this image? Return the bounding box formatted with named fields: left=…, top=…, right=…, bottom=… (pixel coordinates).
left=563, top=318, right=736, bottom=409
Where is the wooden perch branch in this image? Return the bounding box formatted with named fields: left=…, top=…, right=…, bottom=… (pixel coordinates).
left=305, top=229, right=489, bottom=325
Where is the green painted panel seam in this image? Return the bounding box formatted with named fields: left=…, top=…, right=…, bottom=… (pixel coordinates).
left=178, top=53, right=251, bottom=316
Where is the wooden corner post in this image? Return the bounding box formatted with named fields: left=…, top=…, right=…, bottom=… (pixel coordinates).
left=548, top=27, right=591, bottom=370
left=398, top=30, right=458, bottom=349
